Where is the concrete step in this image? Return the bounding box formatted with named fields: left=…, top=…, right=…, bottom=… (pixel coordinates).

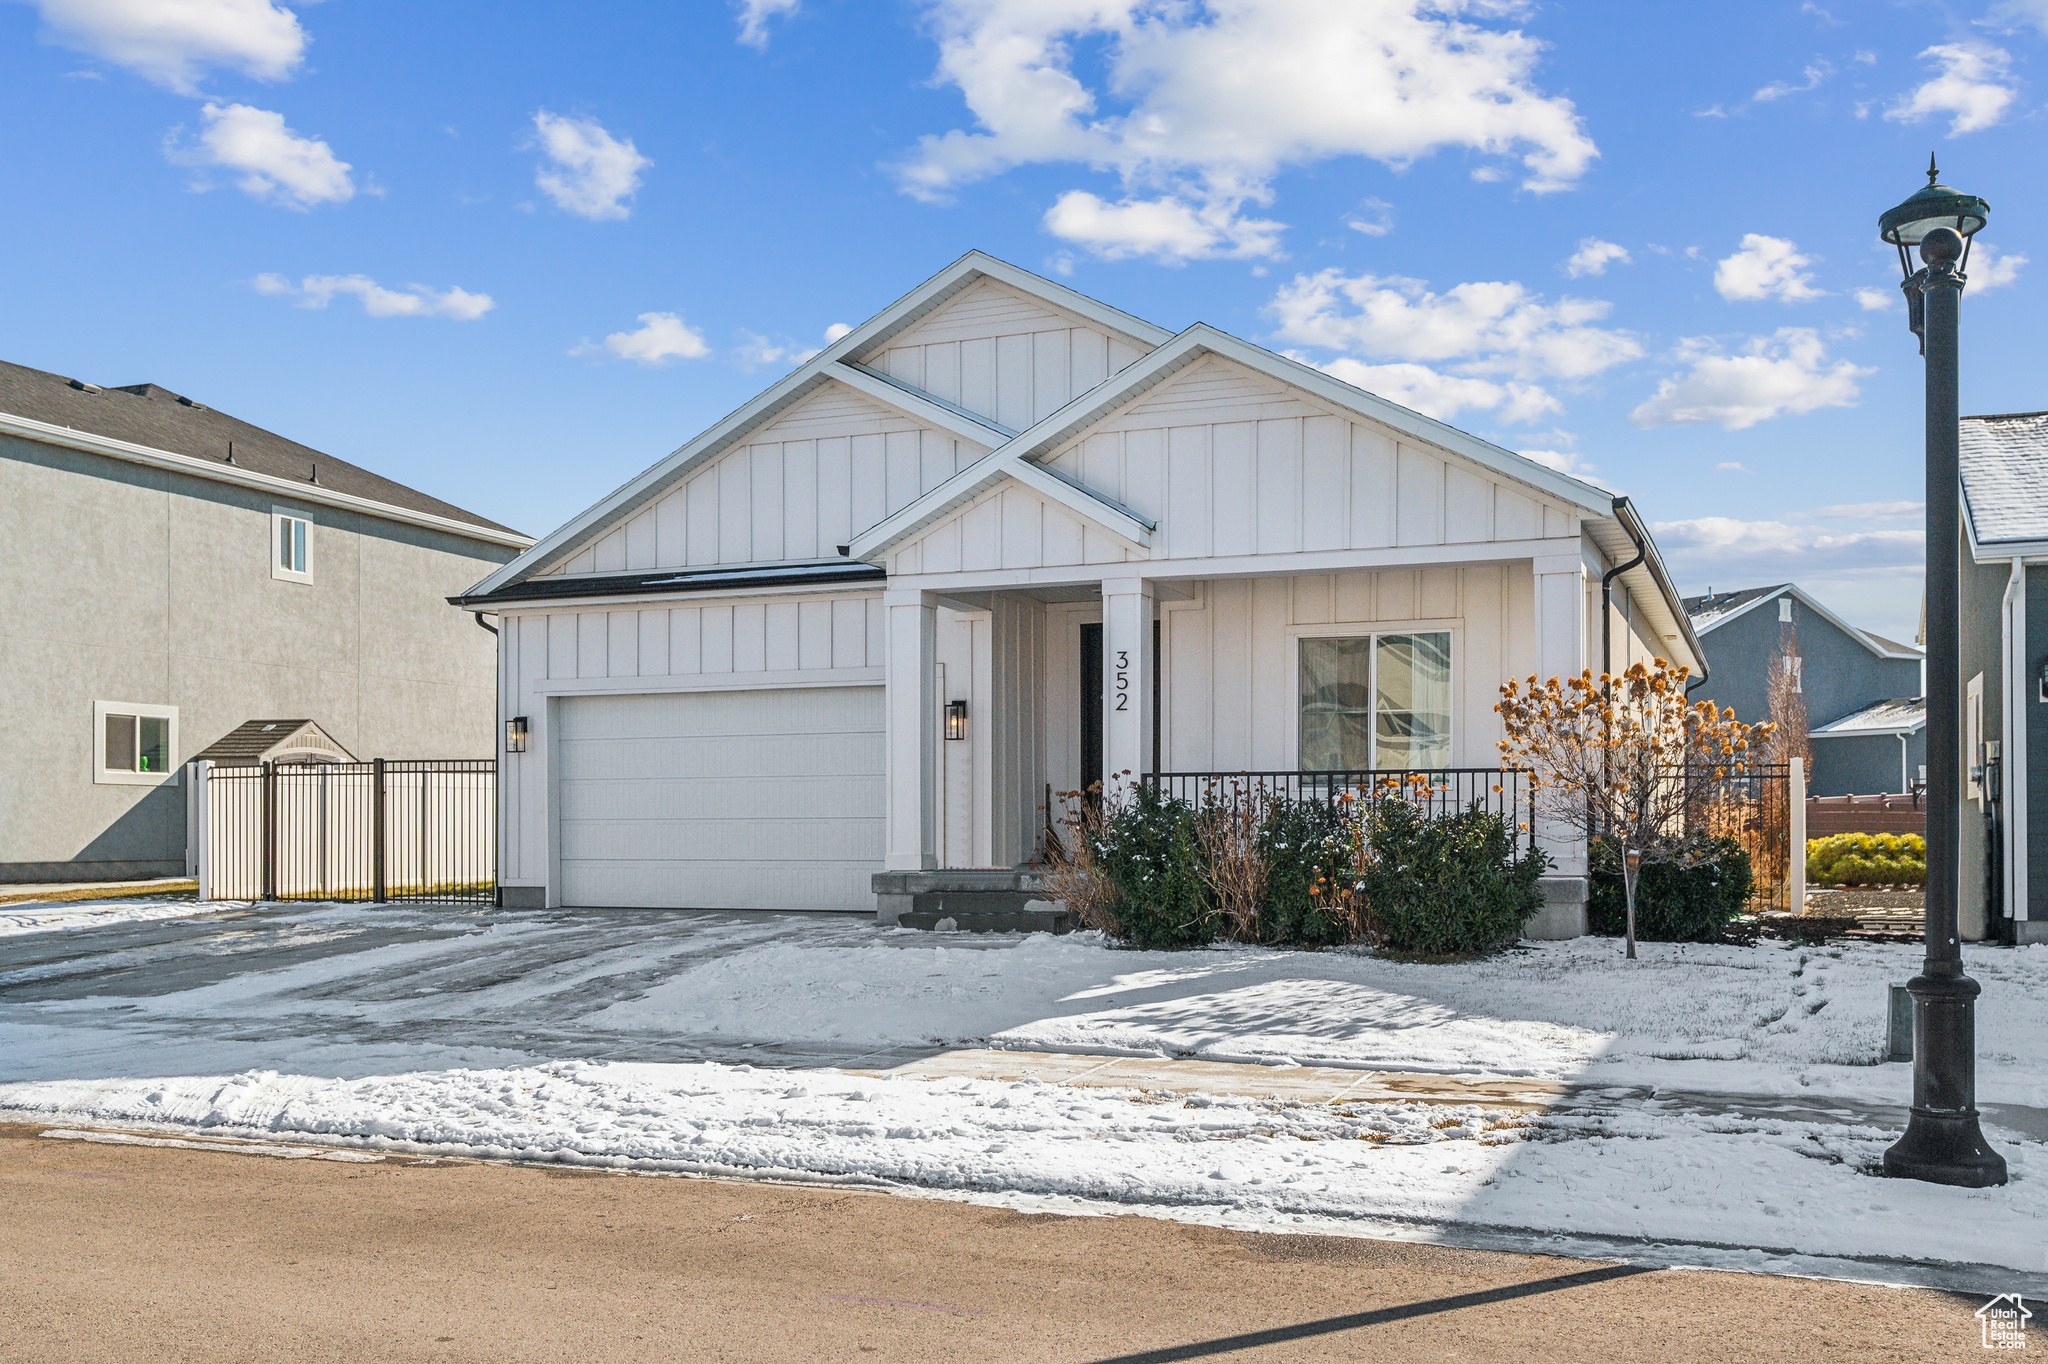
left=896, top=907, right=1076, bottom=935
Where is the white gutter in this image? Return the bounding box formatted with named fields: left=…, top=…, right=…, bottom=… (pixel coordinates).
left=0, top=411, right=533, bottom=550
left=2004, top=557, right=2029, bottom=923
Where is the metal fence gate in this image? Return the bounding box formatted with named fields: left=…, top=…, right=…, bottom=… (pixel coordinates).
left=189, top=759, right=496, bottom=904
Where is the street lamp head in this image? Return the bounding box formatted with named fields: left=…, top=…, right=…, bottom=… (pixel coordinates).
left=1921, top=226, right=1965, bottom=268
left=1879, top=154, right=1988, bottom=249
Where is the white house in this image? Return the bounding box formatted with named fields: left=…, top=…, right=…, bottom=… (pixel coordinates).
left=455, top=253, right=1703, bottom=937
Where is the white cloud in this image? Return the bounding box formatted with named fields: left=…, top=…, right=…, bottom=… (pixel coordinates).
left=893, top=0, right=1597, bottom=260
left=1653, top=516, right=1922, bottom=579
left=1713, top=234, right=1825, bottom=303
left=734, top=322, right=857, bottom=369
left=1754, top=60, right=1832, bottom=103
left=254, top=273, right=494, bottom=320
left=1564, top=238, right=1629, bottom=279
left=823, top=323, right=853, bottom=343
left=530, top=111, right=650, bottom=221
left=1344, top=198, right=1393, bottom=237
left=1316, top=358, right=1559, bottom=425
left=1886, top=44, right=2017, bottom=136
left=573, top=312, right=709, bottom=365
left=1853, top=286, right=1897, bottom=312
left=1270, top=269, right=1642, bottom=382
left=168, top=102, right=352, bottom=208
left=1629, top=328, right=1870, bottom=431
left=27, top=0, right=305, bottom=93
left=1986, top=0, right=2048, bottom=35
left=1814, top=500, right=1921, bottom=519
left=1042, top=190, right=1284, bottom=264
left=1519, top=447, right=1601, bottom=482
left=734, top=0, right=799, bottom=49
left=1715, top=462, right=1748, bottom=472
left=1969, top=241, right=2027, bottom=291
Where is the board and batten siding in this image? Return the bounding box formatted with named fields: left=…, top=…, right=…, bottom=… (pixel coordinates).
left=538, top=384, right=990, bottom=578
left=889, top=478, right=1140, bottom=575
left=1040, top=355, right=1576, bottom=562
left=862, top=278, right=1150, bottom=433
left=495, top=589, right=885, bottom=885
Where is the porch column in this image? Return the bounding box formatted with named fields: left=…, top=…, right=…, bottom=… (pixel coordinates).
left=1101, top=576, right=1155, bottom=794
left=884, top=588, right=938, bottom=871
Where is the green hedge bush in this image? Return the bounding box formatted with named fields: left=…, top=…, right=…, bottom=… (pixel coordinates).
left=1256, top=797, right=1357, bottom=947
left=1092, top=784, right=1218, bottom=949
left=1587, top=834, right=1753, bottom=943
left=1806, top=832, right=1925, bottom=886
left=1357, top=801, right=1548, bottom=956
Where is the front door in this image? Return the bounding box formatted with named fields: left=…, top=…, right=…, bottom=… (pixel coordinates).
left=1080, top=622, right=1103, bottom=796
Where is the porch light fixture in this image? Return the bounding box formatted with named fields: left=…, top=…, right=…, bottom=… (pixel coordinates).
left=945, top=700, right=969, bottom=741
left=1875, top=157, right=2005, bottom=1189
left=506, top=716, right=529, bottom=754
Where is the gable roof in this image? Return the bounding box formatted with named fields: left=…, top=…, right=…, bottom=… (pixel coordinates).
left=461, top=252, right=1171, bottom=601
left=1810, top=696, right=1925, bottom=737
left=1961, top=410, right=2048, bottom=552
left=0, top=359, right=527, bottom=546
left=1682, top=583, right=1922, bottom=661
left=189, top=719, right=355, bottom=767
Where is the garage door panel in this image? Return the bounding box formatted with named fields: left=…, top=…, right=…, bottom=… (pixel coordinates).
left=557, top=731, right=883, bottom=782
left=557, top=686, right=884, bottom=911
left=561, top=861, right=878, bottom=912
left=559, top=774, right=882, bottom=823
left=561, top=814, right=886, bottom=862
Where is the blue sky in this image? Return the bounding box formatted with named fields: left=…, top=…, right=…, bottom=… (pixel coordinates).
left=3, top=0, right=2044, bottom=640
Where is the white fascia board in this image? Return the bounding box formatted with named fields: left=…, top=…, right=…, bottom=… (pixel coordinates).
left=0, top=411, right=532, bottom=550
left=824, top=362, right=1014, bottom=447
left=1811, top=724, right=1925, bottom=738
left=845, top=452, right=1153, bottom=562
left=951, top=252, right=1173, bottom=349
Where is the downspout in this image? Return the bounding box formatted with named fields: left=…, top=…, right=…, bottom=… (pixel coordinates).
left=1601, top=496, right=1649, bottom=684
left=2003, top=558, right=2028, bottom=927
left=472, top=611, right=499, bottom=635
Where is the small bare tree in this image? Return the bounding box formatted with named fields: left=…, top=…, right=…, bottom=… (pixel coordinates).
left=1041, top=788, right=1123, bottom=935
left=1194, top=778, right=1272, bottom=942
left=1495, top=660, right=1774, bottom=860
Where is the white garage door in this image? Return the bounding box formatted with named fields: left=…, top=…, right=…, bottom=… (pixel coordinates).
left=557, top=687, right=884, bottom=911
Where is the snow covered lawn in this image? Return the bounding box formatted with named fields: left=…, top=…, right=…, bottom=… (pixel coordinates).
left=3, top=904, right=2044, bottom=1276
left=0, top=897, right=202, bottom=938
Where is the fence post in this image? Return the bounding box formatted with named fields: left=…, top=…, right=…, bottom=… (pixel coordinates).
left=189, top=761, right=212, bottom=900
left=260, top=761, right=276, bottom=902
left=1789, top=757, right=1807, bottom=915
left=372, top=757, right=388, bottom=903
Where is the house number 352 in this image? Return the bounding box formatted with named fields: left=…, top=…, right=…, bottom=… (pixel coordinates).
left=1113, top=650, right=1130, bottom=711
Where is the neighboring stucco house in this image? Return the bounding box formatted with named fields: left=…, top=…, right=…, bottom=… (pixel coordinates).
left=454, top=252, right=1704, bottom=937
left=0, top=360, right=531, bottom=884
left=1957, top=409, right=2048, bottom=944
left=1682, top=583, right=1924, bottom=798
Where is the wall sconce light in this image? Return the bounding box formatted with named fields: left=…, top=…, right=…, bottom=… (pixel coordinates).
left=945, top=700, right=969, bottom=741
left=506, top=716, right=529, bottom=754
left=2038, top=658, right=2048, bottom=703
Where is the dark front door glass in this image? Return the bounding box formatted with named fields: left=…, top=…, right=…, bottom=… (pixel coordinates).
left=1080, top=622, right=1103, bottom=795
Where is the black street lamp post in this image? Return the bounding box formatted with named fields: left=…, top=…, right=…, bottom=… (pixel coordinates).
left=1877, top=158, right=2006, bottom=1188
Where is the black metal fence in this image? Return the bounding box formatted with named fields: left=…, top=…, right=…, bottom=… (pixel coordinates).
left=1141, top=768, right=1537, bottom=853
left=1677, top=760, right=1794, bottom=913
left=195, top=759, right=496, bottom=904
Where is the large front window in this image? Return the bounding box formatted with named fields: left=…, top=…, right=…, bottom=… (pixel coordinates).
left=1298, top=632, right=1451, bottom=770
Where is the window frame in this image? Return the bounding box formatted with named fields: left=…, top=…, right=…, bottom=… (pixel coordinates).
left=271, top=507, right=314, bottom=584
left=93, top=700, right=180, bottom=787
left=1289, top=621, right=1459, bottom=772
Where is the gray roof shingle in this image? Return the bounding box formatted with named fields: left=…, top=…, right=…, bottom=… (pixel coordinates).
left=1811, top=697, right=1926, bottom=736
left=1681, top=584, right=1788, bottom=632
left=1961, top=411, right=2048, bottom=545
left=0, top=359, right=520, bottom=538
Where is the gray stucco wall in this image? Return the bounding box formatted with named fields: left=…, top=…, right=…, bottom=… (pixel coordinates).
left=0, top=432, right=518, bottom=880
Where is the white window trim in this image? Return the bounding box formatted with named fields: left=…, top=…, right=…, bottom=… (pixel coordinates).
left=1779, top=597, right=1794, bottom=623
left=1967, top=672, right=1984, bottom=804
left=1286, top=620, right=1460, bottom=770
left=272, top=507, right=314, bottom=584
left=94, top=700, right=180, bottom=787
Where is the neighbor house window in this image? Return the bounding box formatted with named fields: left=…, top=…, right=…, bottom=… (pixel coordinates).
left=1779, top=597, right=1793, bottom=623
left=94, top=701, right=178, bottom=786
left=272, top=509, right=313, bottom=583
left=1783, top=654, right=1803, bottom=693
left=1298, top=632, right=1452, bottom=771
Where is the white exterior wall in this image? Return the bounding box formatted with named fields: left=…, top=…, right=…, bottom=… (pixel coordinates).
left=862, top=278, right=1150, bottom=432
left=495, top=589, right=886, bottom=892
left=540, top=385, right=990, bottom=577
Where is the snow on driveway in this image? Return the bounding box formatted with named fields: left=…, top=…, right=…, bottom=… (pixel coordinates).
left=0, top=897, right=202, bottom=938
left=3, top=903, right=2044, bottom=1274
